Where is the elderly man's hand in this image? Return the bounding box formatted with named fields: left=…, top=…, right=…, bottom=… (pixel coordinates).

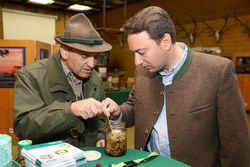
left=71, top=98, right=102, bottom=119
left=96, top=139, right=105, bottom=147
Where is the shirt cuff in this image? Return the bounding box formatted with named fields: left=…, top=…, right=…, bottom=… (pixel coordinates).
left=110, top=112, right=123, bottom=123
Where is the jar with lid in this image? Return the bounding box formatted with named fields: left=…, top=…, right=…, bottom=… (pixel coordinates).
left=105, top=121, right=127, bottom=156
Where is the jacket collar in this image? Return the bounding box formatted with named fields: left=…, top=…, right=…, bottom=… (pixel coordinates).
left=48, top=51, right=73, bottom=93
left=172, top=45, right=193, bottom=83
left=158, top=46, right=193, bottom=83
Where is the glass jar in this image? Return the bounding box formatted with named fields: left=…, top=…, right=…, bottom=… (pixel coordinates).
left=105, top=121, right=127, bottom=156
left=112, top=74, right=119, bottom=89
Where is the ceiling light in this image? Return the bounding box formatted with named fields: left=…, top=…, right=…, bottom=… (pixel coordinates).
left=28, top=0, right=54, bottom=5
left=68, top=4, right=92, bottom=11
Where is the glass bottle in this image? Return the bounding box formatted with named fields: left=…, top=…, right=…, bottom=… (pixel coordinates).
left=112, top=69, right=120, bottom=89
left=105, top=121, right=127, bottom=156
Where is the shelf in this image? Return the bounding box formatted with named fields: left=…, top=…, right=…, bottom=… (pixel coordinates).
left=96, top=27, right=123, bottom=33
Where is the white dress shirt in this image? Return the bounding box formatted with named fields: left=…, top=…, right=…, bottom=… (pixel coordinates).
left=147, top=42, right=188, bottom=157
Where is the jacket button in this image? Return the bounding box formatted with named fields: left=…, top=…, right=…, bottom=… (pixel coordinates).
left=144, top=129, right=149, bottom=134
left=70, top=128, right=81, bottom=138
left=160, top=91, right=164, bottom=95
left=153, top=111, right=159, bottom=115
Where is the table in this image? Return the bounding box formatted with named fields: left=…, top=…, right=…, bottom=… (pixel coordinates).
left=105, top=88, right=132, bottom=105
left=81, top=147, right=190, bottom=167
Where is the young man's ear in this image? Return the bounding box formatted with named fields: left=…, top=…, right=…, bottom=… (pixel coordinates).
left=161, top=33, right=172, bottom=51
left=59, top=45, right=69, bottom=59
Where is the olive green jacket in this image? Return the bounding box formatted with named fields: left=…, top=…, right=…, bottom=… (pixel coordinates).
left=13, top=51, right=106, bottom=147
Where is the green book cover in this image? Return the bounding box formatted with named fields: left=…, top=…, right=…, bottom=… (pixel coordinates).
left=24, top=155, right=87, bottom=167
left=21, top=140, right=85, bottom=167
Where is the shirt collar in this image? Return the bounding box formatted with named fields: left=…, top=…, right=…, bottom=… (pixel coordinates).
left=61, top=60, right=70, bottom=77
left=159, top=42, right=188, bottom=77
left=61, top=60, right=82, bottom=84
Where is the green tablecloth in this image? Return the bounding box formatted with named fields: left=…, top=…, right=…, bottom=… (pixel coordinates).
left=81, top=147, right=190, bottom=167
left=105, top=88, right=132, bottom=105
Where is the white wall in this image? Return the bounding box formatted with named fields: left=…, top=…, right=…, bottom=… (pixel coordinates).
left=1, top=8, right=57, bottom=45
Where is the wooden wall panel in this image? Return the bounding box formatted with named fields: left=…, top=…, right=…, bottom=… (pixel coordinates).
left=232, top=53, right=250, bottom=111
left=35, top=41, right=51, bottom=61
left=89, top=0, right=250, bottom=77
left=237, top=74, right=250, bottom=111
left=176, top=15, right=250, bottom=52
left=91, top=0, right=250, bottom=28
left=0, top=88, right=14, bottom=135
left=0, top=40, right=35, bottom=139
left=98, top=15, right=250, bottom=77
left=52, top=44, right=60, bottom=53
left=108, top=41, right=136, bottom=77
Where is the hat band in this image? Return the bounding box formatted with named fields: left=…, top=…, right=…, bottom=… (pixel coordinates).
left=59, top=36, right=104, bottom=45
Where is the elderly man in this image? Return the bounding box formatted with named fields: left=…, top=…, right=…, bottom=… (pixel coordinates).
left=13, top=13, right=111, bottom=147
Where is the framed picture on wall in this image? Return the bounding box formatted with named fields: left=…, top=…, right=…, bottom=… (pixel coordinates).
left=97, top=51, right=109, bottom=65
left=35, top=41, right=51, bottom=61
left=236, top=57, right=250, bottom=74
left=0, top=47, right=25, bottom=88
left=40, top=48, right=49, bottom=59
